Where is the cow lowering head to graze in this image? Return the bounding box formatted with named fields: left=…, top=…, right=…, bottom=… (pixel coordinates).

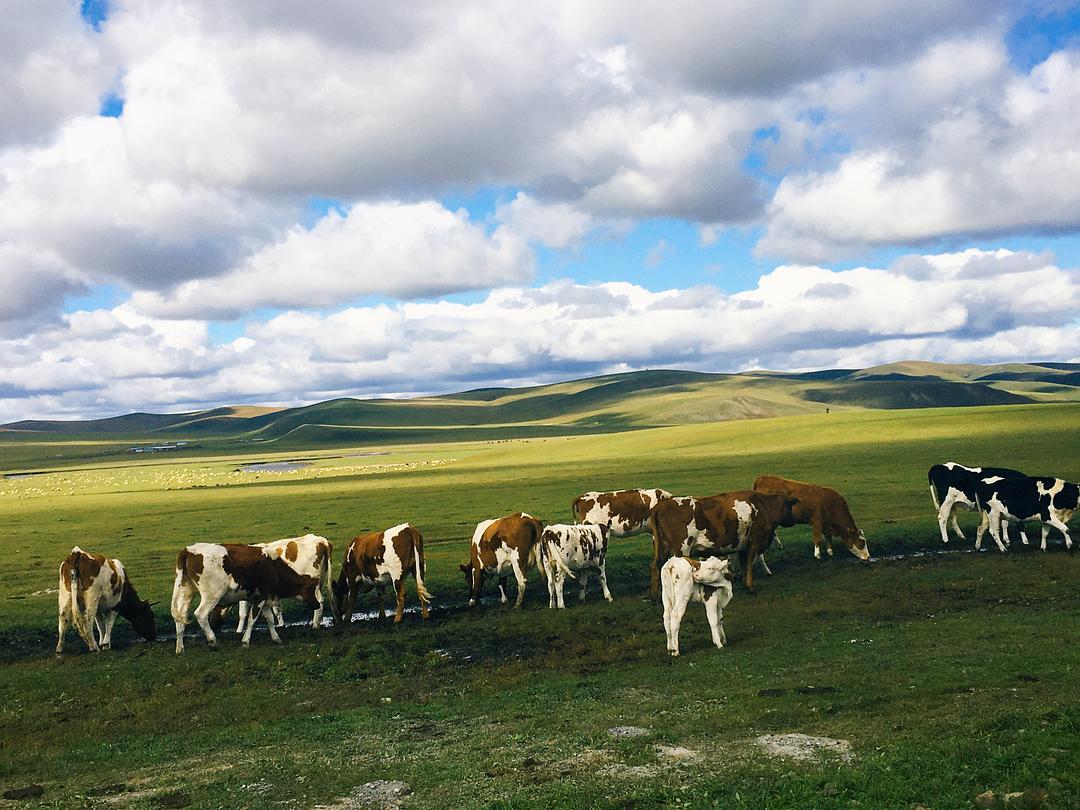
left=571, top=488, right=673, bottom=537
left=235, top=534, right=333, bottom=632
left=649, top=491, right=798, bottom=594
left=661, top=556, right=734, bottom=657
left=753, top=475, right=870, bottom=561
left=330, top=524, right=432, bottom=625
left=460, top=512, right=544, bottom=608
left=977, top=476, right=1079, bottom=553
left=928, top=462, right=1027, bottom=546
left=171, top=543, right=321, bottom=654
left=57, top=547, right=156, bottom=654
left=538, top=524, right=612, bottom=609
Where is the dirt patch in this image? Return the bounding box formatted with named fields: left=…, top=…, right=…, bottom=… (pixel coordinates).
left=656, top=744, right=699, bottom=760
left=607, top=725, right=649, bottom=738
left=754, top=733, right=853, bottom=763
left=316, top=780, right=412, bottom=809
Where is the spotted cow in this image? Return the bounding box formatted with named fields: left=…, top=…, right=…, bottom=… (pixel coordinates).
left=928, top=462, right=1027, bottom=546
left=660, top=556, right=735, bottom=657
left=330, top=524, right=432, bottom=624
left=171, top=543, right=322, bottom=653
left=236, top=534, right=333, bottom=632
left=649, top=491, right=798, bottom=594
left=460, top=512, right=544, bottom=607
left=571, top=488, right=673, bottom=537
left=978, top=476, right=1079, bottom=552
left=57, top=547, right=157, bottom=654
left=754, top=475, right=870, bottom=561
left=538, top=524, right=612, bottom=609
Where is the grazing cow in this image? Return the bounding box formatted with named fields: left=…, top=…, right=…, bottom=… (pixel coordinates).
left=460, top=512, right=544, bottom=607
left=330, top=524, right=432, bottom=624
left=171, top=543, right=322, bottom=653
left=236, top=534, right=333, bottom=632
left=571, top=488, right=673, bottom=536
left=978, top=476, right=1079, bottom=552
left=753, top=475, right=870, bottom=561
left=649, top=491, right=798, bottom=594
left=928, top=462, right=1027, bottom=545
left=56, top=547, right=156, bottom=654
left=661, top=556, right=735, bottom=657
left=538, top=524, right=612, bottom=608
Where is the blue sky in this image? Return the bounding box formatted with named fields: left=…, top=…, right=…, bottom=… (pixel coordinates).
left=0, top=0, right=1078, bottom=419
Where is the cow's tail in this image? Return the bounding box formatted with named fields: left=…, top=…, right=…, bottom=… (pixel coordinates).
left=68, top=547, right=92, bottom=643
left=171, top=548, right=194, bottom=623
left=526, top=518, right=543, bottom=572
left=319, top=540, right=334, bottom=598
left=411, top=533, right=433, bottom=606
left=929, top=479, right=941, bottom=511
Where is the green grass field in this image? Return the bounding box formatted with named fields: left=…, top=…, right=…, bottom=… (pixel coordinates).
left=2, top=403, right=1079, bottom=808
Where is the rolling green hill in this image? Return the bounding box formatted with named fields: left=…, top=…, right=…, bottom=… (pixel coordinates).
left=2, top=362, right=1077, bottom=459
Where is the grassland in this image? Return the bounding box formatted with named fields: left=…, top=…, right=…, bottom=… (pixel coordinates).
left=1, top=403, right=1079, bottom=808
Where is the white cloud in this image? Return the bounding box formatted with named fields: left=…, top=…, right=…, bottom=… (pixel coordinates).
left=1, top=249, right=1075, bottom=421
left=760, top=49, right=1080, bottom=260
left=0, top=0, right=115, bottom=146
left=132, top=200, right=534, bottom=319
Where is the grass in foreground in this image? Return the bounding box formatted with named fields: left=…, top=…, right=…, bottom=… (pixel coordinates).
left=0, top=403, right=1078, bottom=808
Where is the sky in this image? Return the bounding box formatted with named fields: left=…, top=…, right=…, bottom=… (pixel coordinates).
left=1, top=0, right=1080, bottom=421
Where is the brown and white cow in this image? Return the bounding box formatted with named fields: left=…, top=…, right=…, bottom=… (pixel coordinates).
left=754, top=475, right=870, bottom=561
left=649, top=491, right=798, bottom=594
left=661, top=555, right=735, bottom=657
left=171, top=543, right=322, bottom=653
left=57, top=547, right=157, bottom=654
left=460, top=512, right=544, bottom=607
left=571, top=488, right=673, bottom=537
left=330, top=524, right=432, bottom=624
left=538, top=524, right=612, bottom=609
left=236, top=534, right=333, bottom=631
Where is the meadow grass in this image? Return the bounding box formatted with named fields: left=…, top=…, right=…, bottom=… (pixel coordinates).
left=1, top=403, right=1078, bottom=808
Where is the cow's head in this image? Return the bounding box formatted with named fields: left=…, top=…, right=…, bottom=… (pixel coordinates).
left=779, top=496, right=800, bottom=527
left=127, top=598, right=158, bottom=641
left=330, top=575, right=350, bottom=625
left=459, top=561, right=483, bottom=603
left=843, top=528, right=871, bottom=560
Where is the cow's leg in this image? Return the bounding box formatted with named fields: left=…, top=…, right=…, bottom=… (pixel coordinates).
left=273, top=600, right=285, bottom=628
left=1041, top=523, right=1050, bottom=551
left=742, top=547, right=756, bottom=592
left=650, top=532, right=663, bottom=598
left=666, top=596, right=688, bottom=657
left=1019, top=523, right=1030, bottom=546
left=578, top=569, right=589, bottom=602
left=241, top=598, right=260, bottom=646
left=974, top=510, right=990, bottom=548
left=497, top=576, right=509, bottom=605
left=101, top=610, right=118, bottom=650
left=81, top=596, right=102, bottom=652
left=949, top=510, right=965, bottom=541
left=312, top=589, right=324, bottom=628
left=511, top=559, right=528, bottom=609
left=811, top=521, right=824, bottom=560
left=394, top=578, right=407, bottom=623
left=598, top=561, right=613, bottom=602
left=56, top=604, right=69, bottom=655
left=938, top=495, right=957, bottom=543
left=263, top=602, right=282, bottom=643
left=756, top=553, right=773, bottom=576
left=1047, top=516, right=1073, bottom=551
left=704, top=592, right=726, bottom=649
left=194, top=598, right=220, bottom=649
left=546, top=566, right=557, bottom=608
left=987, top=511, right=1008, bottom=553
left=170, top=577, right=196, bottom=655
left=554, top=568, right=566, bottom=609
left=236, top=600, right=249, bottom=633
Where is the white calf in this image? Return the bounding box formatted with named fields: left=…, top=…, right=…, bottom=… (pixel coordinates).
left=538, top=524, right=612, bottom=609
left=661, top=556, right=734, bottom=657
left=235, top=534, right=333, bottom=631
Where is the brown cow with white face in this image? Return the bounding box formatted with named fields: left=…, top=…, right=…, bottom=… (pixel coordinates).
left=57, top=547, right=157, bottom=654
left=649, top=491, right=798, bottom=594
left=460, top=512, right=544, bottom=608
left=330, top=523, right=432, bottom=624
left=571, top=489, right=673, bottom=537
left=754, top=475, right=870, bottom=561
left=171, top=542, right=322, bottom=653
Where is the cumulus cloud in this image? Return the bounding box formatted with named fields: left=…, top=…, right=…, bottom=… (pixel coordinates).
left=0, top=0, right=114, bottom=145
left=132, top=200, right=534, bottom=319
left=760, top=49, right=1080, bottom=260
left=1, top=249, right=1075, bottom=421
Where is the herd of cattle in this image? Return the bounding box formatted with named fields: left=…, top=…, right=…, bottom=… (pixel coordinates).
left=54, top=464, right=1078, bottom=658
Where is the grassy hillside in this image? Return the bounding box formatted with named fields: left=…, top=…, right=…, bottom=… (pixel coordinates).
left=0, top=404, right=1078, bottom=807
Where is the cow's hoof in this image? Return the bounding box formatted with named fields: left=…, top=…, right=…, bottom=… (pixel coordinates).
left=669, top=650, right=679, bottom=657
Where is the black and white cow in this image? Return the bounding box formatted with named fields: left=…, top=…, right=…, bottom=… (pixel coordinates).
left=928, top=462, right=1027, bottom=546
left=978, top=476, right=1079, bottom=552
left=537, top=524, right=612, bottom=609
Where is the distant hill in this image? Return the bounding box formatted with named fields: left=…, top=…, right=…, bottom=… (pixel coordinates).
left=3, top=362, right=1077, bottom=446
